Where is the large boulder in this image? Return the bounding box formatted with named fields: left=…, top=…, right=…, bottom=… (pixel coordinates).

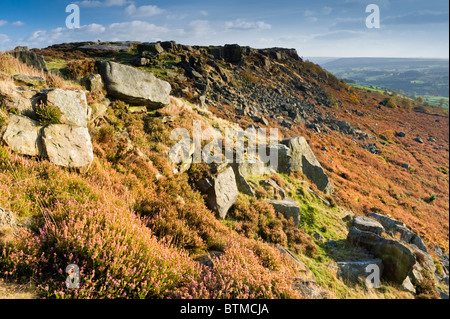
left=267, top=198, right=301, bottom=226
left=353, top=216, right=384, bottom=236
left=40, top=89, right=89, bottom=127
left=2, top=114, right=43, bottom=156
left=42, top=125, right=94, bottom=170
left=347, top=227, right=416, bottom=284
left=281, top=137, right=334, bottom=194
left=10, top=47, right=48, bottom=72
left=97, top=61, right=171, bottom=109
left=202, top=166, right=239, bottom=219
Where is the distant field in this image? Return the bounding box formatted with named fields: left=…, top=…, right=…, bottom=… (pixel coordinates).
left=316, top=57, right=449, bottom=106
left=347, top=83, right=385, bottom=93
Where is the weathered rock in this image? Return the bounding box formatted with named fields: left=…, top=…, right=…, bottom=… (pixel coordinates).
left=40, top=89, right=89, bottom=128
left=81, top=74, right=103, bottom=92
left=401, top=276, right=416, bottom=294
left=414, top=137, right=424, bottom=144
left=0, top=207, right=16, bottom=229
left=194, top=251, right=224, bottom=268
left=353, top=216, right=384, bottom=236
left=137, top=42, right=164, bottom=56
left=337, top=259, right=384, bottom=282
left=42, top=125, right=94, bottom=170
left=3, top=114, right=43, bottom=156
left=202, top=167, right=239, bottom=219
left=97, top=61, right=171, bottom=109
left=276, top=245, right=316, bottom=282
left=10, top=48, right=48, bottom=72
left=267, top=198, right=301, bottom=226
left=170, top=139, right=194, bottom=174
left=13, top=74, right=46, bottom=87
left=231, top=163, right=256, bottom=197
left=234, top=160, right=272, bottom=178
left=369, top=213, right=428, bottom=253
left=281, top=137, right=334, bottom=194
left=347, top=227, right=416, bottom=284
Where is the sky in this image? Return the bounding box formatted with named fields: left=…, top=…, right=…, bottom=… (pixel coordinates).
left=0, top=0, right=448, bottom=58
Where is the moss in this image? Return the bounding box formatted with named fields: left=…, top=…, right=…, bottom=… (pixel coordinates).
left=35, top=102, right=62, bottom=126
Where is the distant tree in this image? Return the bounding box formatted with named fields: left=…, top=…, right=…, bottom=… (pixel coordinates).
left=415, top=96, right=424, bottom=104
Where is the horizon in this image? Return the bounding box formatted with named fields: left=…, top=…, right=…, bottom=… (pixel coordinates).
left=0, top=0, right=449, bottom=59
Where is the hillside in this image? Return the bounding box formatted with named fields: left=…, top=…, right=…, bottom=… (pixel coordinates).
left=0, top=41, right=448, bottom=300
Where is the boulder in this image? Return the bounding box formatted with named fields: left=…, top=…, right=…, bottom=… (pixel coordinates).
left=353, top=216, right=384, bottom=236
left=281, top=137, right=334, bottom=194
left=42, top=125, right=94, bottom=170
left=401, top=276, right=416, bottom=294
left=202, top=167, right=239, bottom=219
left=0, top=207, right=16, bottom=229
left=3, top=114, right=43, bottom=156
left=40, top=89, right=89, bottom=128
left=337, top=259, right=384, bottom=282
left=10, top=48, right=48, bottom=72
left=97, top=61, right=171, bottom=109
left=169, top=139, right=194, bottom=174
left=81, top=74, right=103, bottom=92
left=347, top=227, right=416, bottom=284
left=267, top=198, right=301, bottom=226
left=414, top=137, right=424, bottom=144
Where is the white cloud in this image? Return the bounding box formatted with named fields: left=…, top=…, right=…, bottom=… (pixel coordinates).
left=0, top=20, right=8, bottom=27
left=76, top=0, right=131, bottom=7
left=125, top=4, right=165, bottom=17
left=199, top=10, right=208, bottom=17
left=189, top=20, right=213, bottom=37
left=12, top=21, right=25, bottom=26
left=225, top=19, right=272, bottom=31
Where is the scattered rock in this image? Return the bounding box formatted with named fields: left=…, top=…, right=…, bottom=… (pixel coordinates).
left=401, top=276, right=416, bottom=294
left=414, top=137, right=424, bottom=144
left=267, top=198, right=301, bottom=226
left=347, top=227, right=416, bottom=284
left=313, top=232, right=325, bottom=242
left=260, top=178, right=286, bottom=200
left=202, top=166, right=239, bottom=219
left=81, top=74, right=103, bottom=92
left=231, top=164, right=256, bottom=197
left=396, top=132, right=406, bottom=138
left=0, top=207, right=16, bottom=229
left=13, top=74, right=46, bottom=87
left=401, top=164, right=410, bottom=169
left=97, top=61, right=171, bottom=109
left=353, top=216, right=384, bottom=236
left=194, top=251, right=224, bottom=268
left=3, top=114, right=43, bottom=156
left=42, top=124, right=94, bottom=171
left=281, top=137, right=334, bottom=194
left=40, top=89, right=89, bottom=127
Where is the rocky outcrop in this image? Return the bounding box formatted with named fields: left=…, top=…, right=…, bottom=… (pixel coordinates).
left=352, top=216, right=384, bottom=236
left=39, top=89, right=89, bottom=127
left=370, top=213, right=428, bottom=253
left=347, top=227, right=416, bottom=284
left=267, top=198, right=301, bottom=226
left=13, top=75, right=46, bottom=87
left=281, top=137, right=334, bottom=194
left=3, top=114, right=43, bottom=156
left=10, top=47, right=48, bottom=72
left=97, top=61, right=171, bottom=109
left=41, top=125, right=94, bottom=171
left=200, top=166, right=239, bottom=219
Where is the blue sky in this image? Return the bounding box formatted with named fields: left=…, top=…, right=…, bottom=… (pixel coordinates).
left=0, top=0, right=448, bottom=58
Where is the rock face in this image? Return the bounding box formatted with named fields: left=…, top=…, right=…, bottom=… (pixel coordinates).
left=267, top=198, right=301, bottom=226
left=337, top=259, right=384, bottom=282
left=370, top=213, right=428, bottom=253
left=281, top=137, right=334, bottom=194
left=202, top=167, right=239, bottom=219
left=40, top=89, right=89, bottom=127
left=347, top=227, right=416, bottom=284
left=231, top=163, right=256, bottom=197
left=42, top=125, right=94, bottom=170
left=353, top=216, right=384, bottom=236
left=97, top=61, right=171, bottom=109
left=3, top=114, right=43, bottom=156
left=10, top=48, right=48, bottom=72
